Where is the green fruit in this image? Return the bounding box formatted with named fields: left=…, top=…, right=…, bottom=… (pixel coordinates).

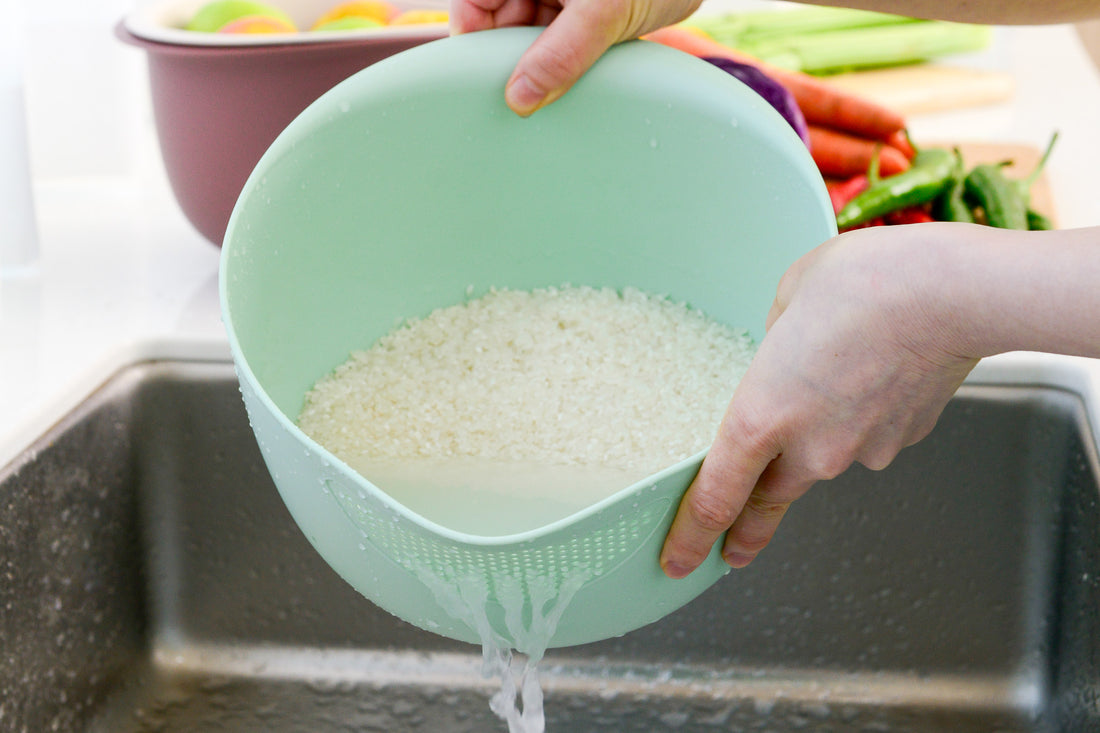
left=186, top=0, right=296, bottom=32
left=312, top=16, right=384, bottom=31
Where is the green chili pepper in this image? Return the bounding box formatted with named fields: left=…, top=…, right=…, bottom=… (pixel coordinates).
left=835, top=147, right=958, bottom=230
left=963, top=132, right=1058, bottom=230
left=934, top=180, right=974, bottom=223
left=963, top=162, right=1027, bottom=229
left=932, top=154, right=974, bottom=224
left=1026, top=208, right=1054, bottom=231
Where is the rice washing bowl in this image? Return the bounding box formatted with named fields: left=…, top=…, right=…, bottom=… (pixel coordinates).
left=297, top=284, right=757, bottom=537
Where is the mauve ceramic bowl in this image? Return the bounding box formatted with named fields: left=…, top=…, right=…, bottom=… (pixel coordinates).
left=118, top=0, right=447, bottom=245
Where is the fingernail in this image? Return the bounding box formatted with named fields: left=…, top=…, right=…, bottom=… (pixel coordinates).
left=505, top=74, right=546, bottom=116
left=724, top=551, right=756, bottom=569
left=662, top=560, right=694, bottom=579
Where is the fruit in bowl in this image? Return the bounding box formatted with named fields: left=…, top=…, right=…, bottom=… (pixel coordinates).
left=217, top=15, right=299, bottom=32
left=389, top=8, right=448, bottom=24
left=183, top=0, right=443, bottom=36
left=117, top=0, right=448, bottom=245
left=311, top=0, right=400, bottom=27
left=186, top=0, right=298, bottom=31
left=312, top=15, right=384, bottom=30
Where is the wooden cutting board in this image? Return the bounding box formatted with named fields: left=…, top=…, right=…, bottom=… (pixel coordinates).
left=946, top=141, right=1056, bottom=225
left=821, top=64, right=1016, bottom=115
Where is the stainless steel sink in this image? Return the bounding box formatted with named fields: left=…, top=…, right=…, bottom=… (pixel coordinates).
left=3, top=359, right=1099, bottom=732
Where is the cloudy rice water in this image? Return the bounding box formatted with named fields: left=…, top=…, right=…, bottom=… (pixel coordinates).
left=296, top=284, right=757, bottom=732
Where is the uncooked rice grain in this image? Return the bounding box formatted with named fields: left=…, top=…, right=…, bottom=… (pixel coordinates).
left=297, top=285, right=756, bottom=479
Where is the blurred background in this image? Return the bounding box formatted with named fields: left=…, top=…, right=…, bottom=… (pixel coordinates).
left=10, top=0, right=1100, bottom=187
left=18, top=0, right=152, bottom=182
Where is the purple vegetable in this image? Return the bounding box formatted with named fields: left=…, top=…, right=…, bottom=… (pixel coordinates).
left=702, top=56, right=810, bottom=148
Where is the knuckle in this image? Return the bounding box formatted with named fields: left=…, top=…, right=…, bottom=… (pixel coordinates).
left=744, top=493, right=790, bottom=520
left=803, top=448, right=851, bottom=481
left=524, top=41, right=583, bottom=91
left=858, top=425, right=926, bottom=472
left=727, top=497, right=791, bottom=555
left=662, top=534, right=711, bottom=567
left=859, top=448, right=896, bottom=472
left=798, top=433, right=864, bottom=480
left=728, top=528, right=774, bottom=556
left=722, top=404, right=781, bottom=462
left=529, top=50, right=571, bottom=86
left=684, top=488, right=737, bottom=533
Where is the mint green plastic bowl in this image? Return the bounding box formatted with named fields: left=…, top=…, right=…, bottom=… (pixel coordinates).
left=220, top=27, right=836, bottom=649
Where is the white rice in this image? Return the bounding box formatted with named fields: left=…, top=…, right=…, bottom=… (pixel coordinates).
left=297, top=285, right=756, bottom=479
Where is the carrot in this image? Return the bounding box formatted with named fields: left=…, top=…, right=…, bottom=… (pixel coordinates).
left=886, top=129, right=917, bottom=160
left=644, top=25, right=763, bottom=63
left=643, top=25, right=906, bottom=142
left=808, top=125, right=910, bottom=179
left=787, top=77, right=906, bottom=142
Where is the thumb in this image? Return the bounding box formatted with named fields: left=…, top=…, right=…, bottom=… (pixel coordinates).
left=505, top=1, right=625, bottom=116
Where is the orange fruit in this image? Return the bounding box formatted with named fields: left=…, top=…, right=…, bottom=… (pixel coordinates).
left=311, top=0, right=399, bottom=28
left=389, top=9, right=448, bottom=24
left=313, top=16, right=384, bottom=31
left=216, top=14, right=298, bottom=33
left=187, top=0, right=296, bottom=32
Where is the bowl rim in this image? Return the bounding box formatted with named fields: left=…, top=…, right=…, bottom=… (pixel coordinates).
left=123, top=0, right=450, bottom=48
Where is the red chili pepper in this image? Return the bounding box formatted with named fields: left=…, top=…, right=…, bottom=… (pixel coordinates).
left=827, top=174, right=869, bottom=215
left=884, top=205, right=936, bottom=225
left=840, top=216, right=886, bottom=232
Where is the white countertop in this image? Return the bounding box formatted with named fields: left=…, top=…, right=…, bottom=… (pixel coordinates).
left=2, top=15, right=1100, bottom=469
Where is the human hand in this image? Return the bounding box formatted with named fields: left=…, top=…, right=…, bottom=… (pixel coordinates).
left=450, top=0, right=703, bottom=115
left=659, top=223, right=988, bottom=578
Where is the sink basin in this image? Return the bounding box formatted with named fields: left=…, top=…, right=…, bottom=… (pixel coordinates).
left=2, top=358, right=1099, bottom=731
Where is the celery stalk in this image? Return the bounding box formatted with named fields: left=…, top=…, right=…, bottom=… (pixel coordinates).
left=689, top=6, right=918, bottom=48
left=736, top=21, right=993, bottom=74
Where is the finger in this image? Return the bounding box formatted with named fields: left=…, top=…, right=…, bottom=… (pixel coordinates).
left=450, top=0, right=508, bottom=34
left=721, top=457, right=815, bottom=568
left=504, top=0, right=625, bottom=115
left=765, top=293, right=784, bottom=331
left=451, top=0, right=549, bottom=34
left=532, top=0, right=562, bottom=26
left=764, top=267, right=802, bottom=333
left=659, top=406, right=781, bottom=579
